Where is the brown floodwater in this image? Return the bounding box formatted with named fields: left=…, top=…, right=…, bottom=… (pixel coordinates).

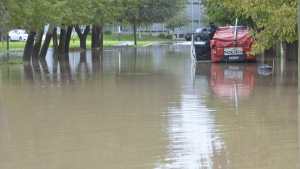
left=0, top=46, right=298, bottom=169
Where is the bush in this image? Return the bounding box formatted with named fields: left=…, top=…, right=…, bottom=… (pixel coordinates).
left=166, top=34, right=173, bottom=39
left=158, top=33, right=166, bottom=39
left=104, top=30, right=112, bottom=35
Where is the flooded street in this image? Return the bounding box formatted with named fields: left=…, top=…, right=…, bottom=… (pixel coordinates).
left=0, top=46, right=298, bottom=169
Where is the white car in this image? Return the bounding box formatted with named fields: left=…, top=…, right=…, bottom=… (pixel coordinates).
left=8, top=29, right=28, bottom=41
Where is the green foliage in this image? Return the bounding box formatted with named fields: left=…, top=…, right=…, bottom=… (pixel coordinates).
left=202, top=0, right=297, bottom=53
left=201, top=0, right=236, bottom=25
left=166, top=12, right=189, bottom=31
left=0, top=1, right=10, bottom=32
left=119, top=0, right=186, bottom=26
left=158, top=33, right=173, bottom=39
left=4, top=0, right=54, bottom=30
left=2, top=0, right=185, bottom=52
left=3, top=0, right=186, bottom=31
left=3, top=0, right=121, bottom=30
left=201, top=0, right=254, bottom=27
left=158, top=33, right=167, bottom=39
left=104, top=30, right=112, bottom=35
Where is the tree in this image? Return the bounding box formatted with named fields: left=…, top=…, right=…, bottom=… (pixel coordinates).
left=4, top=0, right=59, bottom=61
left=3, top=0, right=188, bottom=63
left=64, top=0, right=92, bottom=50
left=203, top=0, right=297, bottom=53
left=120, top=0, right=186, bottom=46
left=89, top=0, right=120, bottom=50
left=75, top=25, right=90, bottom=50
left=223, top=0, right=297, bottom=53
left=201, top=0, right=236, bottom=25
left=0, top=1, right=10, bottom=41
left=201, top=0, right=255, bottom=27
left=166, top=12, right=189, bottom=32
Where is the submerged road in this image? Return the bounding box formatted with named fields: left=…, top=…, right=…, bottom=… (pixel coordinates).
left=0, top=46, right=298, bottom=169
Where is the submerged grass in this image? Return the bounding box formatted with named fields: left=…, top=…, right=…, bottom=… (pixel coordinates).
left=0, top=34, right=171, bottom=66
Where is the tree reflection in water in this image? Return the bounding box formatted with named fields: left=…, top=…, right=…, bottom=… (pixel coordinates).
left=22, top=49, right=104, bottom=84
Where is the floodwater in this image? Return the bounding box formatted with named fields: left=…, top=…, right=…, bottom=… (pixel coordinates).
left=0, top=46, right=298, bottom=169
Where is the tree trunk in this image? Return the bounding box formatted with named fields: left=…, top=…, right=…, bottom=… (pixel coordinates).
left=133, top=22, right=137, bottom=46
left=65, top=25, right=73, bottom=53
left=92, top=49, right=103, bottom=73
left=58, top=27, right=66, bottom=53
left=32, top=29, right=44, bottom=60
left=100, top=26, right=103, bottom=50
left=92, top=24, right=102, bottom=49
left=23, top=31, right=36, bottom=62
left=24, top=64, right=34, bottom=81
left=52, top=50, right=59, bottom=76
left=59, top=53, right=71, bottom=81
left=53, top=27, right=58, bottom=51
left=78, top=51, right=89, bottom=75
left=40, top=27, right=53, bottom=60
left=40, top=58, right=49, bottom=74
left=32, top=56, right=41, bottom=74
left=75, top=25, right=90, bottom=50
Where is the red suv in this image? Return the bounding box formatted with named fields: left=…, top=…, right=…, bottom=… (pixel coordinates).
left=210, top=26, right=255, bottom=62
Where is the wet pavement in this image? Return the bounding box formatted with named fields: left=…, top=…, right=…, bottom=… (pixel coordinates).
left=0, top=46, right=298, bottom=169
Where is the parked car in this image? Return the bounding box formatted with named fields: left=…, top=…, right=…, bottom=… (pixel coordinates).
left=185, top=29, right=204, bottom=41
left=210, top=26, right=255, bottom=62
left=8, top=29, right=28, bottom=41
left=184, top=33, right=192, bottom=41
left=191, top=27, right=216, bottom=61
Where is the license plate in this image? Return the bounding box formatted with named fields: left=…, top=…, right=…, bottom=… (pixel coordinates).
left=228, top=56, right=240, bottom=60
left=224, top=47, right=243, bottom=56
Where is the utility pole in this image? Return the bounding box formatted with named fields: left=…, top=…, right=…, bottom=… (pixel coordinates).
left=199, top=0, right=202, bottom=28
left=191, top=0, right=194, bottom=32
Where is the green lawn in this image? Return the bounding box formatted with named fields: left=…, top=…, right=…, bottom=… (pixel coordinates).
left=103, top=34, right=170, bottom=41
left=0, top=34, right=172, bottom=51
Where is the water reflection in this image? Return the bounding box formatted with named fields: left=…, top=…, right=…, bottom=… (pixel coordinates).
left=210, top=64, right=256, bottom=99
left=210, top=64, right=256, bottom=113
left=0, top=46, right=298, bottom=169
left=202, top=62, right=297, bottom=169
left=156, top=93, right=224, bottom=169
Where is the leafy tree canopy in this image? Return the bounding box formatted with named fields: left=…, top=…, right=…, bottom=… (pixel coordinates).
left=166, top=12, right=189, bottom=31
left=119, top=0, right=186, bottom=26
left=202, top=0, right=297, bottom=53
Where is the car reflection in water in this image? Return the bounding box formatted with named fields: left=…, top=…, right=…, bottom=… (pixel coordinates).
left=210, top=64, right=256, bottom=98
left=210, top=64, right=257, bottom=111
